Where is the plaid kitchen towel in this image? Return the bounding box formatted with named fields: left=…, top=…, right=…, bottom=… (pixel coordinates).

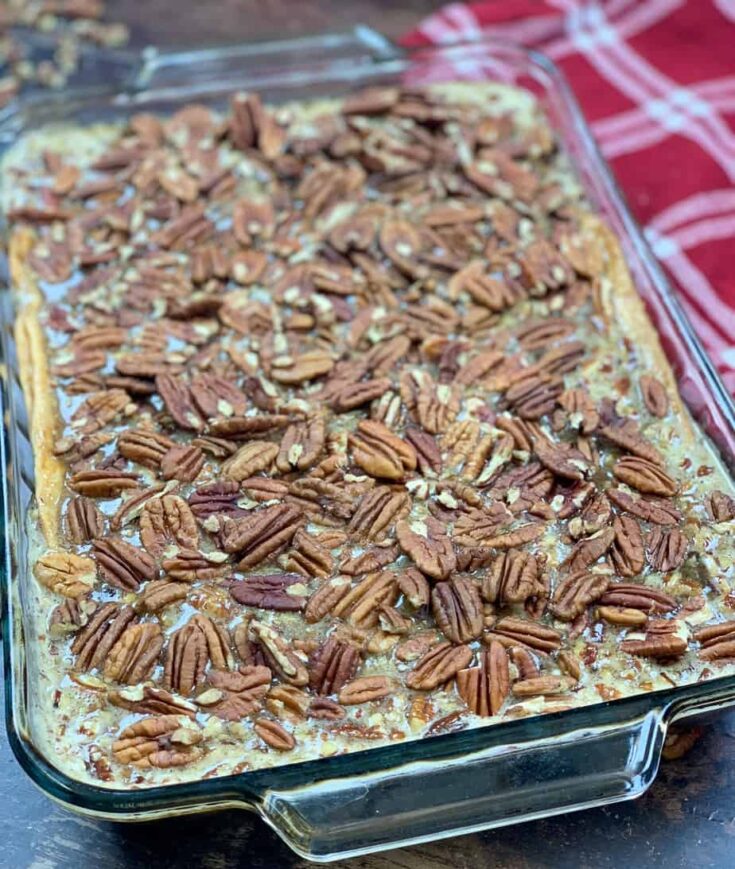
left=403, top=0, right=735, bottom=391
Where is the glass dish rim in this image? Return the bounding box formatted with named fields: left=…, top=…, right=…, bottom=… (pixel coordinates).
left=2, top=31, right=735, bottom=821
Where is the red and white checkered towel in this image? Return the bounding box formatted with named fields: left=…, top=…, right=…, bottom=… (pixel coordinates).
left=403, top=0, right=735, bottom=391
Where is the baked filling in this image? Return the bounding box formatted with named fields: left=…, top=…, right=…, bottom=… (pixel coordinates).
left=4, top=82, right=735, bottom=787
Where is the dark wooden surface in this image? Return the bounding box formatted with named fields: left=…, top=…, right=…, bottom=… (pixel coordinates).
left=3, top=2, right=735, bottom=866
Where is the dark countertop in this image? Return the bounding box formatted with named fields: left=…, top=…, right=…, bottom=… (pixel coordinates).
left=3, top=2, right=735, bottom=866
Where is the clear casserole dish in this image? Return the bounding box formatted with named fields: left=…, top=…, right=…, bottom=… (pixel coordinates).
left=2, top=27, right=735, bottom=862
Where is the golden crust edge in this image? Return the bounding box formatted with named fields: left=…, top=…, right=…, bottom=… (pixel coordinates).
left=583, top=214, right=698, bottom=444
left=10, top=226, right=65, bottom=548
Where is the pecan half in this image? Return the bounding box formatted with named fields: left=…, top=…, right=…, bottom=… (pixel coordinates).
left=332, top=570, right=399, bottom=628
left=348, top=420, right=417, bottom=481
left=140, top=495, right=199, bottom=559
left=65, top=497, right=104, bottom=543
left=205, top=666, right=272, bottom=720
left=49, top=597, right=97, bottom=638
left=188, top=480, right=242, bottom=519
left=135, top=579, right=189, bottom=613
left=396, top=517, right=457, bottom=580
left=338, top=675, right=393, bottom=705
left=621, top=633, right=687, bottom=658
left=693, top=621, right=735, bottom=660
left=93, top=537, right=157, bottom=591
left=155, top=374, right=204, bottom=431
left=109, top=685, right=197, bottom=719
left=250, top=620, right=309, bottom=687
left=348, top=486, right=411, bottom=541
left=612, top=457, right=677, bottom=497
left=482, top=550, right=542, bottom=605
left=118, top=429, right=175, bottom=468
left=640, top=375, right=669, bottom=417
left=112, top=715, right=203, bottom=768
left=456, top=642, right=510, bottom=716
left=230, top=574, right=306, bottom=611
left=406, top=641, right=473, bottom=691
left=276, top=415, right=326, bottom=473
left=647, top=528, right=689, bottom=572
left=69, top=468, right=139, bottom=498
left=34, top=551, right=96, bottom=598
left=309, top=636, right=361, bottom=695
left=222, top=441, right=279, bottom=482
left=72, top=604, right=136, bottom=672
left=432, top=577, right=483, bottom=643
left=609, top=515, right=645, bottom=577
left=304, top=576, right=352, bottom=623
left=221, top=504, right=303, bottom=569
left=487, top=617, right=562, bottom=653
left=550, top=571, right=610, bottom=621
left=565, top=527, right=615, bottom=572
left=255, top=717, right=296, bottom=750
left=607, top=488, right=682, bottom=525
left=160, top=444, right=206, bottom=482
left=597, top=582, right=677, bottom=613
left=165, top=615, right=232, bottom=695
left=397, top=567, right=431, bottom=608
left=104, top=623, right=163, bottom=685
left=162, top=549, right=226, bottom=582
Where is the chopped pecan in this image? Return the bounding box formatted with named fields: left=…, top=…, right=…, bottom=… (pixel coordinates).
left=707, top=490, right=735, bottom=522
left=405, top=427, right=442, bottom=475
left=482, top=550, right=542, bottom=605
left=230, top=574, right=306, bottom=611
left=348, top=420, right=417, bottom=481
left=34, top=551, right=96, bottom=598
left=432, top=577, right=483, bottom=643
left=640, top=375, right=669, bottom=418
left=221, top=504, right=303, bottom=569
left=309, top=636, right=361, bottom=695
left=456, top=642, right=510, bottom=717
left=140, top=495, right=198, bottom=559
left=104, top=623, right=163, bottom=685
left=647, top=527, right=689, bottom=573
left=276, top=415, right=326, bottom=473
left=93, top=537, right=157, bottom=591
left=609, top=516, right=645, bottom=576
left=406, top=641, right=473, bottom=691
left=396, top=517, right=457, bottom=580
left=348, top=486, right=411, bottom=541
left=65, top=497, right=104, bottom=543
left=160, top=444, right=206, bottom=482
left=165, top=615, right=232, bottom=695
left=112, top=715, right=203, bottom=768
left=550, top=571, right=610, bottom=621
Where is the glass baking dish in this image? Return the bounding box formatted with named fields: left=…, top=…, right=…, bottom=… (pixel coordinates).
left=2, top=27, right=735, bottom=863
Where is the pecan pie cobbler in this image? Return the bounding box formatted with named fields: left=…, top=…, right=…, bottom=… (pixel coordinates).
left=4, top=82, right=735, bottom=787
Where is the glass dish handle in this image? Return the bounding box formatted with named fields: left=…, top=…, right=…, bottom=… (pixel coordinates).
left=252, top=708, right=667, bottom=861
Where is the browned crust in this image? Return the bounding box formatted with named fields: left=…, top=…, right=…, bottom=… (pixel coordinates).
left=10, top=226, right=65, bottom=547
